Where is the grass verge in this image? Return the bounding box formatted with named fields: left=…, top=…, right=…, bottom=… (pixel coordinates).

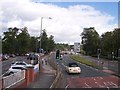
left=70, top=55, right=97, bottom=68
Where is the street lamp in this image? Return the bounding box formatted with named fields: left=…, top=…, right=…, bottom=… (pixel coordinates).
left=40, top=17, right=52, bottom=53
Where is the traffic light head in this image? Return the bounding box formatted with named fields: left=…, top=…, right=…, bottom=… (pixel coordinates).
left=56, top=50, right=60, bottom=59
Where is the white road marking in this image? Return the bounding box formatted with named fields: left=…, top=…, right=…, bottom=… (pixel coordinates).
left=103, top=82, right=110, bottom=88
left=110, top=82, right=118, bottom=87
left=100, top=77, right=103, bottom=79
left=95, top=81, right=104, bottom=88
left=109, top=82, right=113, bottom=85
left=62, top=63, right=66, bottom=68
left=84, top=83, right=91, bottom=88
left=65, top=85, right=69, bottom=89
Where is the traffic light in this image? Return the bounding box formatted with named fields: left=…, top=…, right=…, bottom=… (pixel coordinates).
left=97, top=49, right=101, bottom=54
left=56, top=50, right=60, bottom=59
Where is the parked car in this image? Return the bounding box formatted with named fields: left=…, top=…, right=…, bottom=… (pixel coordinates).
left=2, top=70, right=15, bottom=77
left=66, top=62, right=81, bottom=74
left=11, top=61, right=33, bottom=67
left=27, top=53, right=38, bottom=60
left=9, top=65, right=26, bottom=73
left=2, top=54, right=9, bottom=60
left=9, top=54, right=16, bottom=57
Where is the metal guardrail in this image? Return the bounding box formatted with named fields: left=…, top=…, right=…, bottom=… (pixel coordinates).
left=2, top=70, right=25, bottom=89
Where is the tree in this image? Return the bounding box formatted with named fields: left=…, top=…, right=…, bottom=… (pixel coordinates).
left=112, top=28, right=120, bottom=57
left=41, top=30, right=49, bottom=51
left=17, top=27, right=30, bottom=54
left=29, top=37, right=38, bottom=52
left=2, top=27, right=19, bottom=54
left=101, top=31, right=113, bottom=56
left=48, top=35, right=55, bottom=52
left=2, top=27, right=55, bottom=54
left=81, top=27, right=100, bottom=55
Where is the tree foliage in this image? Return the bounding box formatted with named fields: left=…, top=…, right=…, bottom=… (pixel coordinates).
left=2, top=27, right=55, bottom=54
left=81, top=27, right=120, bottom=59
left=81, top=27, right=100, bottom=55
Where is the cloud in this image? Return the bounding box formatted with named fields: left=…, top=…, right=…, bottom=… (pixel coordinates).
left=0, top=0, right=117, bottom=44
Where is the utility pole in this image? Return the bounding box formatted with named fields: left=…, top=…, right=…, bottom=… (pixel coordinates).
left=39, top=17, right=52, bottom=54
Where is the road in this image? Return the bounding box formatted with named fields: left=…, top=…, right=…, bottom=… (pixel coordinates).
left=50, top=53, right=120, bottom=88
left=2, top=56, right=31, bottom=74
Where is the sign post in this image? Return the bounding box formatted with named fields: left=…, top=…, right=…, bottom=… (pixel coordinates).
left=97, top=49, right=101, bottom=66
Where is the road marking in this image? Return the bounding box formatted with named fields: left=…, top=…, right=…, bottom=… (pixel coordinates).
left=103, top=82, right=110, bottom=89
left=62, top=63, right=66, bottom=68
left=100, top=77, right=103, bottom=79
left=64, top=61, right=67, bottom=63
left=65, top=85, right=69, bottom=89
left=107, top=82, right=113, bottom=86
left=95, top=81, right=104, bottom=88
left=110, top=82, right=118, bottom=87
left=84, top=83, right=91, bottom=88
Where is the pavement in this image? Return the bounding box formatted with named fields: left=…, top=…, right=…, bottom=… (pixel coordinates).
left=27, top=56, right=56, bottom=88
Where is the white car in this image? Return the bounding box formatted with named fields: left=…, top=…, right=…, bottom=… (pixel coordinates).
left=9, top=65, right=25, bottom=73
left=11, top=61, right=33, bottom=67
left=66, top=62, right=81, bottom=74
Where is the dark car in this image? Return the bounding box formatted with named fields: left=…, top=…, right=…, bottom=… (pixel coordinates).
left=2, top=54, right=9, bottom=60
left=27, top=53, right=38, bottom=65
left=9, top=54, right=16, bottom=57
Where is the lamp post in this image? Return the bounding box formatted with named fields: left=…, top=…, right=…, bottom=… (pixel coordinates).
left=40, top=17, right=52, bottom=53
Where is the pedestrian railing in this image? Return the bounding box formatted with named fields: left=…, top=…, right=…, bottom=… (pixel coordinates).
left=2, top=70, right=25, bottom=89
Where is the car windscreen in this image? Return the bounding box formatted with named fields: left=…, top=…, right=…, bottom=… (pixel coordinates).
left=12, top=67, right=25, bottom=70
left=69, top=63, right=78, bottom=67
left=15, top=63, right=26, bottom=65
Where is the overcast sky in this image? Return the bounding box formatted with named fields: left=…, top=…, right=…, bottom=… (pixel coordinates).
left=0, top=0, right=118, bottom=45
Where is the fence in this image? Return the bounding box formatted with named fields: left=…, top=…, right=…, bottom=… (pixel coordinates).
left=2, top=70, right=25, bottom=89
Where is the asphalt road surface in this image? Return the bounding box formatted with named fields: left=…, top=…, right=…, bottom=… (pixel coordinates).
left=2, top=56, right=30, bottom=74
left=50, top=53, right=120, bottom=89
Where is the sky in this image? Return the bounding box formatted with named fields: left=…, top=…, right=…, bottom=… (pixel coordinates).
left=0, top=0, right=118, bottom=45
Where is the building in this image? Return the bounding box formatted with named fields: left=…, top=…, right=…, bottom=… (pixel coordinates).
left=74, top=42, right=80, bottom=53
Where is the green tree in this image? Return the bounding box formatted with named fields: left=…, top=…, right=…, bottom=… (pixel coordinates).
left=101, top=31, right=113, bottom=56
left=41, top=30, right=49, bottom=51
left=48, top=35, right=55, bottom=52
left=2, top=27, right=19, bottom=54
left=17, top=27, right=30, bottom=54
left=112, top=28, right=120, bottom=57
left=29, top=37, right=38, bottom=52
left=2, top=27, right=55, bottom=54
left=81, top=27, right=100, bottom=55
